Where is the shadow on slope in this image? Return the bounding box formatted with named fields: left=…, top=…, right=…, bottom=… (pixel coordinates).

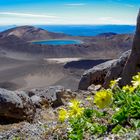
left=64, top=59, right=110, bottom=70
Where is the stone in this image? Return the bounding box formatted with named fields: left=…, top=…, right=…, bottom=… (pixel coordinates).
left=87, top=84, right=96, bottom=92
left=0, top=88, right=35, bottom=121
left=103, top=50, right=131, bottom=88
left=78, top=59, right=117, bottom=90
left=120, top=10, right=140, bottom=86
left=78, top=50, right=131, bottom=90
left=88, top=84, right=101, bottom=92
left=29, top=86, right=65, bottom=108
left=31, top=95, right=43, bottom=108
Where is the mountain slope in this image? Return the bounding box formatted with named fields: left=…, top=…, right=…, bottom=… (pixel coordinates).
left=0, top=26, right=69, bottom=41
left=0, top=26, right=134, bottom=59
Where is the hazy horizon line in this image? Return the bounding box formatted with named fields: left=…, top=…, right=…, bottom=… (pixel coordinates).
left=0, top=24, right=136, bottom=26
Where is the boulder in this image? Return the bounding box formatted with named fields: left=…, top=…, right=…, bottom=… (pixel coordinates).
left=103, top=50, right=131, bottom=88
left=29, top=86, right=65, bottom=108
left=0, top=88, right=35, bottom=121
left=78, top=50, right=131, bottom=90
left=78, top=60, right=117, bottom=90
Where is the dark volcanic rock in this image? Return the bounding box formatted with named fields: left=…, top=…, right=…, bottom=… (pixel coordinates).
left=121, top=10, right=140, bottom=86
left=0, top=88, right=35, bottom=121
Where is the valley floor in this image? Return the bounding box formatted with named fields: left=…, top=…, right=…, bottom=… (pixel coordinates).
left=0, top=55, right=109, bottom=91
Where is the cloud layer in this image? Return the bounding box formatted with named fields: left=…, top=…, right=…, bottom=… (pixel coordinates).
left=0, top=12, right=58, bottom=18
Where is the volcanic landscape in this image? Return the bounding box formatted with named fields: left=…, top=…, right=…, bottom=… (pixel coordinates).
left=0, top=26, right=133, bottom=90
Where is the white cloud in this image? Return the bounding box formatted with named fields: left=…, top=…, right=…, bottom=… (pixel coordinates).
left=0, top=12, right=136, bottom=25
left=0, top=12, right=64, bottom=25
left=65, top=3, right=86, bottom=6
left=0, top=12, right=59, bottom=18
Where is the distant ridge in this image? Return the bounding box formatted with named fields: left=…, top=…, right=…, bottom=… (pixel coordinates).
left=0, top=25, right=136, bottom=36
left=36, top=25, right=135, bottom=36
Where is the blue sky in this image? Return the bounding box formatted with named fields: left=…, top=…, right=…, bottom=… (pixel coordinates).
left=0, top=0, right=139, bottom=25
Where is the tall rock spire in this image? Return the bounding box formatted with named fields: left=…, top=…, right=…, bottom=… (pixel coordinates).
left=120, top=9, right=140, bottom=85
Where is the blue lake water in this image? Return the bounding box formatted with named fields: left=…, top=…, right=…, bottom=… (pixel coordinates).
left=32, top=39, right=82, bottom=45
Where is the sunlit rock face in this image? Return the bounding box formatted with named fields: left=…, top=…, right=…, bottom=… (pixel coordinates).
left=121, top=10, right=140, bottom=86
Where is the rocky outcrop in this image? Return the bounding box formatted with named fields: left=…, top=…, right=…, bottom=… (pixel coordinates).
left=78, top=59, right=117, bottom=90
left=120, top=10, right=140, bottom=86
left=79, top=11, right=140, bottom=90
left=78, top=50, right=131, bottom=90
left=0, top=86, right=74, bottom=123
left=28, top=86, right=73, bottom=108
left=103, top=50, right=131, bottom=88
left=0, top=88, right=35, bottom=121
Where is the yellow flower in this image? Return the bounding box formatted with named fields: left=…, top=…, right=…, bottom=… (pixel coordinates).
left=109, top=78, right=121, bottom=88
left=68, top=99, right=84, bottom=117
left=122, top=85, right=135, bottom=93
left=69, top=106, right=84, bottom=117
left=58, top=108, right=67, bottom=122
left=69, top=99, right=80, bottom=108
left=132, top=72, right=140, bottom=88
left=94, top=90, right=113, bottom=109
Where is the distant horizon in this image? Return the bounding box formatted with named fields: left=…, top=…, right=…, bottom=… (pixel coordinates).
left=0, top=24, right=136, bottom=26
left=0, top=24, right=136, bottom=36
